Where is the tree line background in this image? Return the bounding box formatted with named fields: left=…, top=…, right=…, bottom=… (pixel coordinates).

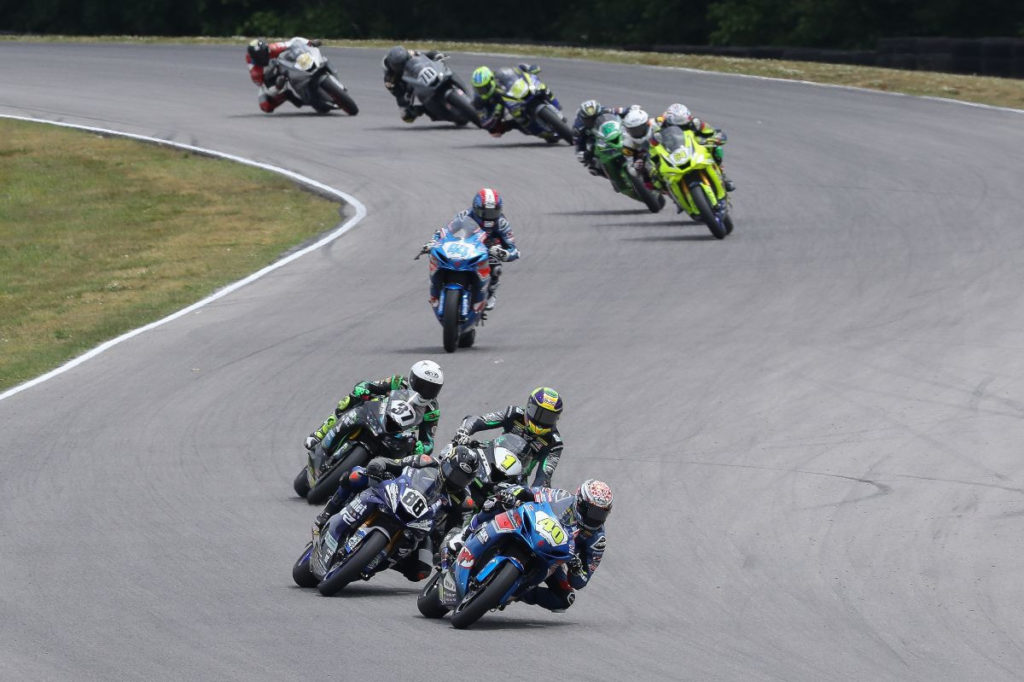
left=2, top=0, right=1022, bottom=49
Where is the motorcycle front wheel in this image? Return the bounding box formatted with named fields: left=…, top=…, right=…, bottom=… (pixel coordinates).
left=306, top=443, right=368, bottom=505
left=445, top=89, right=482, bottom=128
left=535, top=105, right=573, bottom=144
left=320, top=75, right=359, bottom=116
left=450, top=562, right=521, bottom=629
left=292, top=542, right=318, bottom=587
left=293, top=468, right=311, bottom=498
left=690, top=181, right=727, bottom=240
left=318, top=530, right=389, bottom=596
left=442, top=292, right=460, bottom=353
left=417, top=569, right=451, bottom=618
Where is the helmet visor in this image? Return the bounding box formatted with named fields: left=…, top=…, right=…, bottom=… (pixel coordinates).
left=526, top=402, right=560, bottom=428
left=474, top=205, right=501, bottom=222
left=410, top=374, right=441, bottom=400
left=442, top=459, right=473, bottom=489
left=578, top=500, right=610, bottom=529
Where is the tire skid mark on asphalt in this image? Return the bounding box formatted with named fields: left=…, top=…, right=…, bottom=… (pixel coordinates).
left=0, top=113, right=367, bottom=403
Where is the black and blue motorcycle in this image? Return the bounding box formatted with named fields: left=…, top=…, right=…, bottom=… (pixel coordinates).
left=292, top=464, right=442, bottom=595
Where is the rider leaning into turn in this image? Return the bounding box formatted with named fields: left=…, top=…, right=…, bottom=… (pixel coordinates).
left=470, top=64, right=543, bottom=137
left=455, top=479, right=613, bottom=611
left=427, top=188, right=519, bottom=312
left=381, top=45, right=448, bottom=123
left=572, top=99, right=630, bottom=175
left=655, top=102, right=736, bottom=192
left=245, top=37, right=320, bottom=113
left=303, top=360, right=444, bottom=457
left=452, top=386, right=563, bottom=487
left=314, top=447, right=481, bottom=581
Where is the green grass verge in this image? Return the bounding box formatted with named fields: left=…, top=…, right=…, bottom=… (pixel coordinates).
left=0, top=118, right=341, bottom=391
left=4, top=34, right=1023, bottom=110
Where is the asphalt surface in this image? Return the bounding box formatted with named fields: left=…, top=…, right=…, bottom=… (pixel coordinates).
left=2, top=42, right=1024, bottom=681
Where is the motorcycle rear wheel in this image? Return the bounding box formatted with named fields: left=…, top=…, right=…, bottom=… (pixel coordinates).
left=417, top=569, right=451, bottom=618
left=450, top=562, right=521, bottom=629
left=292, top=542, right=318, bottom=587
left=318, top=530, right=389, bottom=596
left=442, top=293, right=460, bottom=353
left=690, top=181, right=727, bottom=239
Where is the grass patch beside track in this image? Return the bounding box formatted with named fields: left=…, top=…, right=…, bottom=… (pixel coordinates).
left=4, top=35, right=1023, bottom=110
left=0, top=118, right=341, bottom=391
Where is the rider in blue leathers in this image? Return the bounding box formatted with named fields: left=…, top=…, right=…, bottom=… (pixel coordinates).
left=450, top=479, right=612, bottom=611
left=425, top=188, right=519, bottom=312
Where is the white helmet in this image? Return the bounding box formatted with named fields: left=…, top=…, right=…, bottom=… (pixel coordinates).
left=623, top=108, right=650, bottom=139
left=663, top=103, right=693, bottom=127
left=409, top=360, right=443, bottom=400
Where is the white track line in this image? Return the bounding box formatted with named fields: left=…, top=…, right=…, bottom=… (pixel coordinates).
left=0, top=114, right=366, bottom=403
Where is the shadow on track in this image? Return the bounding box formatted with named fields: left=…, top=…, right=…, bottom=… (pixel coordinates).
left=551, top=208, right=651, bottom=216
left=620, top=234, right=720, bottom=242
left=596, top=219, right=702, bottom=228
left=415, top=615, right=576, bottom=630
left=226, top=112, right=354, bottom=119
left=363, top=125, right=474, bottom=132
left=452, top=141, right=567, bottom=149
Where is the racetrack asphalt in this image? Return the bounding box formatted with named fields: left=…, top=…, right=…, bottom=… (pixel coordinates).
left=2, top=42, right=1024, bottom=681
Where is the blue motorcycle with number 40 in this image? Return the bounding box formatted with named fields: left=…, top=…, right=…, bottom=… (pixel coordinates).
left=416, top=215, right=491, bottom=353
left=416, top=496, right=576, bottom=628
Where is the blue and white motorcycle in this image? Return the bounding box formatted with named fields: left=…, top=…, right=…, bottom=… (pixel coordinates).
left=416, top=495, right=576, bottom=628
left=416, top=215, right=490, bottom=353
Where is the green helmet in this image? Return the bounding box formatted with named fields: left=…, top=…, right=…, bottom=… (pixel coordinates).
left=472, top=66, right=495, bottom=97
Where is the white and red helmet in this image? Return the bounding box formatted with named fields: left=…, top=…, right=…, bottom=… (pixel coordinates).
left=471, top=188, right=503, bottom=228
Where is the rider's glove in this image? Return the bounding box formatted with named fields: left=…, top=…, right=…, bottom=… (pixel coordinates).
left=567, top=554, right=585, bottom=576
left=421, top=241, right=438, bottom=254
left=309, top=39, right=322, bottom=47
left=498, top=486, right=525, bottom=508
left=489, top=245, right=510, bottom=261
left=366, top=458, right=388, bottom=479
left=452, top=427, right=472, bottom=446
left=352, top=385, right=371, bottom=400
left=304, top=434, right=321, bottom=451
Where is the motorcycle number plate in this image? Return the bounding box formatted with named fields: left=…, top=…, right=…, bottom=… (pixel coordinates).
left=443, top=242, right=469, bottom=259
left=534, top=511, right=567, bottom=546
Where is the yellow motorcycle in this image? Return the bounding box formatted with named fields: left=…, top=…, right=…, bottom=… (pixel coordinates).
left=648, top=126, right=734, bottom=239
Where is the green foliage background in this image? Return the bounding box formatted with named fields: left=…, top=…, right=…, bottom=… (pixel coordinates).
left=2, top=0, right=1021, bottom=48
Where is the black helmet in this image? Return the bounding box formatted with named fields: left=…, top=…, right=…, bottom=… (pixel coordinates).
left=384, top=45, right=411, bottom=73
left=440, top=446, right=480, bottom=491
left=247, top=38, right=270, bottom=67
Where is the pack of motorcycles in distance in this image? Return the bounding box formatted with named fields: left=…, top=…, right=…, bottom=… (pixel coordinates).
left=262, top=39, right=735, bottom=240
left=264, top=41, right=736, bottom=354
